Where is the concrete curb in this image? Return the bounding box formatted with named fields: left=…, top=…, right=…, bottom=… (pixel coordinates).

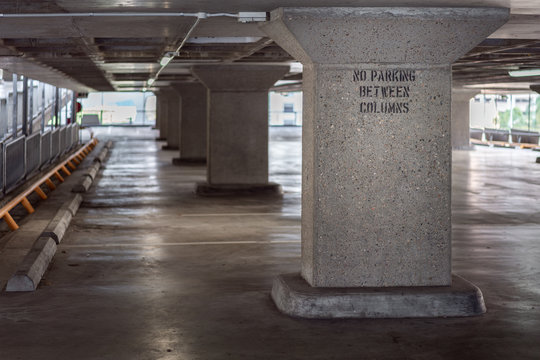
left=93, top=147, right=109, bottom=163
left=5, top=236, right=57, bottom=292
left=71, top=141, right=112, bottom=193
left=72, top=177, right=93, bottom=193
left=85, top=162, right=101, bottom=180
left=5, top=194, right=84, bottom=292
left=41, top=194, right=83, bottom=244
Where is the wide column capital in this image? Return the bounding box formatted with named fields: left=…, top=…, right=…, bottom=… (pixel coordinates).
left=452, top=87, right=480, bottom=102
left=261, top=7, right=509, bottom=65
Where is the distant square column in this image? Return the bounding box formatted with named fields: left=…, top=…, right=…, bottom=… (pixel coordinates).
left=262, top=7, right=508, bottom=318
left=452, top=88, right=479, bottom=149
left=171, top=82, right=207, bottom=165
left=161, top=89, right=181, bottom=151
left=155, top=92, right=168, bottom=141
left=192, top=65, right=289, bottom=196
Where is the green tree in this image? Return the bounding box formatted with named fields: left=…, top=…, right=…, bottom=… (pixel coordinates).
left=496, top=107, right=529, bottom=130
left=496, top=109, right=510, bottom=129
left=512, top=107, right=528, bottom=130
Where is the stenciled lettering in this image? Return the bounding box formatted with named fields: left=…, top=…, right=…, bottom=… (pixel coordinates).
left=354, top=69, right=415, bottom=115
left=360, top=85, right=410, bottom=98
left=370, top=70, right=416, bottom=82
left=360, top=101, right=409, bottom=114
left=353, top=70, right=367, bottom=82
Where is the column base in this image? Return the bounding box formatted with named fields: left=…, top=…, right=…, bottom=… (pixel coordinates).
left=196, top=182, right=282, bottom=197
left=172, top=157, right=206, bottom=166
left=162, top=145, right=179, bottom=151
left=272, top=273, right=486, bottom=319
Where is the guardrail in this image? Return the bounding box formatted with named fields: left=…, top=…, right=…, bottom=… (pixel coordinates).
left=0, top=137, right=97, bottom=231
left=1, top=123, right=80, bottom=198
left=470, top=127, right=540, bottom=149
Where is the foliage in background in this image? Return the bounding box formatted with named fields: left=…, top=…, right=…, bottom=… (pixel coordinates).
left=495, top=97, right=540, bottom=131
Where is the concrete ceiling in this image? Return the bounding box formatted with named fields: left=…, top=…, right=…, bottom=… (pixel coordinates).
left=0, top=1, right=539, bottom=92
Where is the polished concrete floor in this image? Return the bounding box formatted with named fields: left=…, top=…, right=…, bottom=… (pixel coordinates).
left=0, top=126, right=539, bottom=359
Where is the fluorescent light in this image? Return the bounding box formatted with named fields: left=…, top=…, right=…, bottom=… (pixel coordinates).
left=160, top=53, right=175, bottom=66
left=147, top=78, right=155, bottom=86
left=187, top=37, right=262, bottom=44
left=508, top=69, right=540, bottom=77
left=289, top=62, right=303, bottom=73
left=237, top=12, right=267, bottom=23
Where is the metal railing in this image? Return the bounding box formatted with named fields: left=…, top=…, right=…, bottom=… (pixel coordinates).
left=0, top=137, right=97, bottom=231
left=0, top=122, right=80, bottom=198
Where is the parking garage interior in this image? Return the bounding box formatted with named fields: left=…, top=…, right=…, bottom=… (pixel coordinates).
left=0, top=1, right=539, bottom=359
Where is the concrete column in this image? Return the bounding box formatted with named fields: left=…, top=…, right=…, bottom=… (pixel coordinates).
left=161, top=89, right=181, bottom=151
left=452, top=88, right=479, bottom=149
left=171, top=82, right=207, bottom=165
left=191, top=65, right=289, bottom=196
left=262, top=7, right=508, bottom=318
left=155, top=92, right=168, bottom=141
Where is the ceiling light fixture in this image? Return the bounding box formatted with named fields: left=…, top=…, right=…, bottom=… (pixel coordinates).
left=237, top=12, right=267, bottom=23
left=508, top=69, right=540, bottom=77
left=143, top=11, right=268, bottom=90
left=160, top=52, right=176, bottom=66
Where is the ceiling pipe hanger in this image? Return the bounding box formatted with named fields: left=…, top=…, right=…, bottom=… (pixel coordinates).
left=0, top=11, right=269, bottom=91
left=0, top=12, right=266, bottom=22
left=142, top=12, right=267, bottom=89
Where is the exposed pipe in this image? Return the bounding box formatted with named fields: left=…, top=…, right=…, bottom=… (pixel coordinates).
left=0, top=11, right=268, bottom=88
left=150, top=16, right=202, bottom=85
left=0, top=11, right=269, bottom=23
left=0, top=12, right=238, bottom=18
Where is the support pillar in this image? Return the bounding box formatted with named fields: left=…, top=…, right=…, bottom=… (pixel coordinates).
left=452, top=88, right=479, bottom=149
left=29, top=80, right=34, bottom=134
left=171, top=82, right=207, bottom=165
left=161, top=89, right=181, bottom=151
left=40, top=82, right=45, bottom=131
left=22, top=77, right=28, bottom=135
left=192, top=65, right=289, bottom=196
left=70, top=90, right=78, bottom=125
left=12, top=73, right=18, bottom=138
left=261, top=7, right=508, bottom=318
left=54, top=87, right=59, bottom=128
left=155, top=92, right=168, bottom=141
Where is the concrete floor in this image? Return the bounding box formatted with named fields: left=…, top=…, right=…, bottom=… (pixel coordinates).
left=0, top=126, right=539, bottom=359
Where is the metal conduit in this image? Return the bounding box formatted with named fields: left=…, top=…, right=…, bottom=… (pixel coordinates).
left=151, top=16, right=202, bottom=85
left=0, top=12, right=238, bottom=18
